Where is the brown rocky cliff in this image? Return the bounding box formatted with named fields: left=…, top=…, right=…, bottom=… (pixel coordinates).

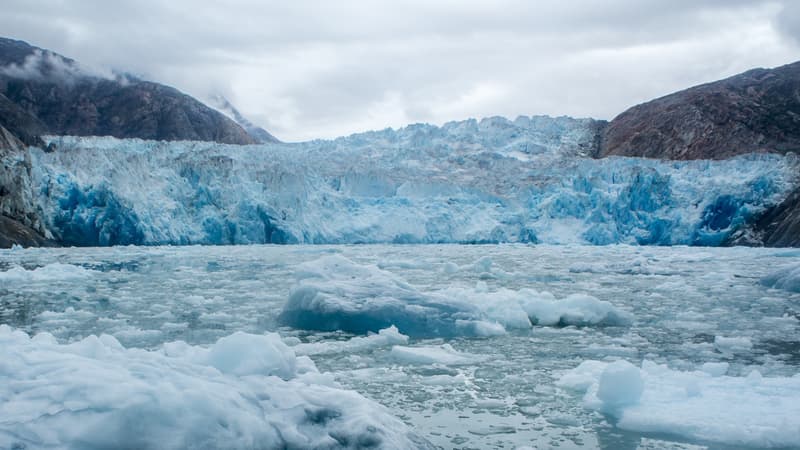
left=600, top=61, right=800, bottom=160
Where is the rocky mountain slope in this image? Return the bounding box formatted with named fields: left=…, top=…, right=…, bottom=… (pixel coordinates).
left=600, top=61, right=800, bottom=160
left=0, top=37, right=257, bottom=145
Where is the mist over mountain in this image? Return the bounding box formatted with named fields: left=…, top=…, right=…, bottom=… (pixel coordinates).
left=208, top=94, right=281, bottom=144
left=0, top=37, right=260, bottom=145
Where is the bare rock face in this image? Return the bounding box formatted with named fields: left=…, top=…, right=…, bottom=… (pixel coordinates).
left=0, top=124, right=53, bottom=247
left=600, top=61, right=800, bottom=160
left=0, top=37, right=258, bottom=145
left=0, top=92, right=46, bottom=147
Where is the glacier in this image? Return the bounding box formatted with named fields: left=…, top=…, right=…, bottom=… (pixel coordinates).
left=23, top=115, right=799, bottom=246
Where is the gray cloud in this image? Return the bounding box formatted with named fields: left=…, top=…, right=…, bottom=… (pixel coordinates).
left=0, top=48, right=122, bottom=84
left=778, top=1, right=800, bottom=44
left=2, top=0, right=798, bottom=141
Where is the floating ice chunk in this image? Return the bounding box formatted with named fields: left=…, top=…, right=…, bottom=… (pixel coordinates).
left=700, top=362, right=729, bottom=377
left=293, top=325, right=409, bottom=356
left=38, top=307, right=96, bottom=322
left=419, top=373, right=468, bottom=386
left=205, top=331, right=296, bottom=379
left=556, top=360, right=608, bottom=392
left=0, top=324, right=432, bottom=450
left=559, top=359, right=800, bottom=448
left=280, top=255, right=481, bottom=337
left=474, top=398, right=508, bottom=409
left=442, top=262, right=460, bottom=274
left=282, top=255, right=630, bottom=337
left=521, top=292, right=633, bottom=327
left=761, top=263, right=800, bottom=293
left=596, top=360, right=644, bottom=409
left=377, top=260, right=431, bottom=270
left=713, top=336, right=753, bottom=355
left=390, top=344, right=482, bottom=366
left=473, top=256, right=493, bottom=273
left=455, top=319, right=507, bottom=336
left=0, top=263, right=99, bottom=282
left=477, top=294, right=533, bottom=329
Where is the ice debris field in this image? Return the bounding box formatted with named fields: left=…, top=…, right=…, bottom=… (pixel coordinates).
left=21, top=115, right=800, bottom=246
left=2, top=244, right=800, bottom=449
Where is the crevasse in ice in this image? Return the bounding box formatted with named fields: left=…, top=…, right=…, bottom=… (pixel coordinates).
left=29, top=115, right=798, bottom=246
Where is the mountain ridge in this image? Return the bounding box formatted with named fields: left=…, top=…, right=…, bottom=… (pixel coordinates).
left=0, top=37, right=259, bottom=145
left=599, top=61, right=800, bottom=160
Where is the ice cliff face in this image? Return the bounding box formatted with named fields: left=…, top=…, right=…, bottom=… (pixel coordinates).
left=28, top=115, right=797, bottom=246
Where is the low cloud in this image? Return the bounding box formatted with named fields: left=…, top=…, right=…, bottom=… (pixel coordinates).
left=0, top=50, right=83, bottom=82
left=0, top=48, right=128, bottom=85
left=777, top=2, right=800, bottom=44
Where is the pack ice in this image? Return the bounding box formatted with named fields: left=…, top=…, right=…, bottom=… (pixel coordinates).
left=0, top=325, right=433, bottom=450
left=27, top=115, right=798, bottom=246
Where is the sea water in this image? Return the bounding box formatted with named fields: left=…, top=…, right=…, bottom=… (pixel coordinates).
left=2, top=244, right=799, bottom=449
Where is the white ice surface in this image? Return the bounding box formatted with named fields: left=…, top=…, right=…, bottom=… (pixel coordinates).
left=559, top=359, right=800, bottom=448
left=281, top=255, right=630, bottom=337
left=389, top=344, right=482, bottom=366
left=0, top=325, right=431, bottom=450
left=0, top=263, right=98, bottom=282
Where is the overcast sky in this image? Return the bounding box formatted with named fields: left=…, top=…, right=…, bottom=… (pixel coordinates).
left=2, top=0, right=799, bottom=141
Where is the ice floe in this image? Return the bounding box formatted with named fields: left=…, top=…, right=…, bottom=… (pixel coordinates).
left=0, top=325, right=432, bottom=450
left=389, top=344, right=483, bottom=366
left=558, top=359, right=800, bottom=448
left=0, top=262, right=98, bottom=282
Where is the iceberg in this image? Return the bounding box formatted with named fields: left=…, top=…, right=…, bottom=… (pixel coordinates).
left=280, top=255, right=631, bottom=337
left=0, top=325, right=433, bottom=450
left=278, top=255, right=486, bottom=337
left=761, top=262, right=800, bottom=292
left=23, top=114, right=796, bottom=246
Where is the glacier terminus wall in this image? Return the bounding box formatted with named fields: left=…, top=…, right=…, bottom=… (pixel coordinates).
left=27, top=115, right=799, bottom=246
